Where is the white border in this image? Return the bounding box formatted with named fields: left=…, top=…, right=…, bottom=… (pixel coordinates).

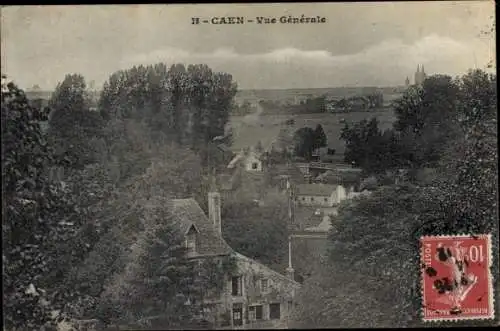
left=420, top=233, right=495, bottom=322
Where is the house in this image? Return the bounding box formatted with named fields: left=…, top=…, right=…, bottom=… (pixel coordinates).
left=311, top=147, right=338, bottom=163
left=270, top=163, right=306, bottom=191
left=228, top=148, right=264, bottom=173
left=169, top=190, right=300, bottom=329
left=75, top=187, right=299, bottom=330
left=295, top=183, right=350, bottom=207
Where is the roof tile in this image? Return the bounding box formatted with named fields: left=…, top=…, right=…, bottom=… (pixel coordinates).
left=169, top=199, right=232, bottom=257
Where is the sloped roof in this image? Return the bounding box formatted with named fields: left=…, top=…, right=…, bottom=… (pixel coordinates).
left=169, top=199, right=232, bottom=257
left=296, top=184, right=338, bottom=196
left=314, top=170, right=361, bottom=186
left=305, top=215, right=332, bottom=232
left=227, top=153, right=244, bottom=169
left=293, top=206, right=324, bottom=229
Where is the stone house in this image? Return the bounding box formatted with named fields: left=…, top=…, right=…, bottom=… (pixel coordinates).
left=169, top=190, right=300, bottom=329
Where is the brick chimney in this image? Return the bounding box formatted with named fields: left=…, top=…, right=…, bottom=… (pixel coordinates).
left=208, top=191, right=222, bottom=235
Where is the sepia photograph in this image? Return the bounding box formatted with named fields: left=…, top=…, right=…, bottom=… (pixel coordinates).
left=1, top=2, right=497, bottom=330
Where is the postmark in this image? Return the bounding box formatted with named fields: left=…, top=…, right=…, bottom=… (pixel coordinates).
left=420, top=234, right=494, bottom=321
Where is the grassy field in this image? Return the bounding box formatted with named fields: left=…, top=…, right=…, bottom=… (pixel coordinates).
left=234, top=86, right=406, bottom=104
left=229, top=109, right=397, bottom=154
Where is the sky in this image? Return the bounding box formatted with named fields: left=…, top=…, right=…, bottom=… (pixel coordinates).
left=1, top=2, right=495, bottom=90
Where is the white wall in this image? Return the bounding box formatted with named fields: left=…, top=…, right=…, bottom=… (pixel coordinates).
left=244, top=154, right=263, bottom=172
left=336, top=185, right=347, bottom=203
left=297, top=194, right=334, bottom=207
left=297, top=185, right=354, bottom=206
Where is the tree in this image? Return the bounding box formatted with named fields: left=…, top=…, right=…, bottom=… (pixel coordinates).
left=222, top=194, right=289, bottom=270
left=391, top=74, right=461, bottom=167
left=367, top=92, right=384, bottom=108
left=313, top=124, right=327, bottom=150
left=48, top=73, right=105, bottom=169
left=2, top=76, right=84, bottom=330
left=94, top=206, right=198, bottom=329
left=293, top=127, right=316, bottom=160
left=340, top=117, right=398, bottom=173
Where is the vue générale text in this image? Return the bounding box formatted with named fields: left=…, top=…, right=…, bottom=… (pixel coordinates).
left=191, top=16, right=328, bottom=25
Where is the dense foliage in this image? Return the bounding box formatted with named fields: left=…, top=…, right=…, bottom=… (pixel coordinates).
left=340, top=117, right=401, bottom=172
left=340, top=72, right=490, bottom=175
left=293, top=125, right=329, bottom=160
left=2, top=76, right=88, bottom=330
left=222, top=193, right=289, bottom=271
left=98, top=63, right=237, bottom=153
left=48, top=74, right=105, bottom=169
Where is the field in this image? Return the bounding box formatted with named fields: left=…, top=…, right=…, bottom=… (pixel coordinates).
left=229, top=109, right=397, bottom=155
left=234, top=86, right=405, bottom=104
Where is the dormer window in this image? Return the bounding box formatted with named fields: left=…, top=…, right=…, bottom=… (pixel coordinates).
left=185, top=226, right=198, bottom=254
left=252, top=162, right=258, bottom=170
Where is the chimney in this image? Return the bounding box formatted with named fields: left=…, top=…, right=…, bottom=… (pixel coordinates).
left=208, top=191, right=222, bottom=235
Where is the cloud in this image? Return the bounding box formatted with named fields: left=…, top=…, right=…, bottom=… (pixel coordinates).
left=120, top=34, right=491, bottom=88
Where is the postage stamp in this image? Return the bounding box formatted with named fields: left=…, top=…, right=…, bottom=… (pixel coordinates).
left=420, top=234, right=494, bottom=321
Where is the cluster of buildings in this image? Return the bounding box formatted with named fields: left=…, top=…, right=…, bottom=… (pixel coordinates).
left=130, top=138, right=369, bottom=329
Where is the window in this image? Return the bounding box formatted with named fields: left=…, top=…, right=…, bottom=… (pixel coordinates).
left=255, top=305, right=263, bottom=320
left=231, top=276, right=242, bottom=296
left=185, top=233, right=196, bottom=254
left=249, top=306, right=256, bottom=321
left=324, top=198, right=328, bottom=202
left=232, top=303, right=243, bottom=326
left=269, top=303, right=281, bottom=320
left=248, top=305, right=263, bottom=321
left=287, top=301, right=293, bottom=313
left=260, top=279, right=268, bottom=293
left=311, top=197, right=315, bottom=201
left=252, top=162, right=258, bottom=169
left=302, top=197, right=305, bottom=201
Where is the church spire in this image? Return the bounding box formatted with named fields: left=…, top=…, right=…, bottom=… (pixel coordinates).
left=416, top=64, right=420, bottom=73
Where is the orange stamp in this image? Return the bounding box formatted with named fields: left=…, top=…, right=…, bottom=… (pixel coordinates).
left=420, top=234, right=494, bottom=321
